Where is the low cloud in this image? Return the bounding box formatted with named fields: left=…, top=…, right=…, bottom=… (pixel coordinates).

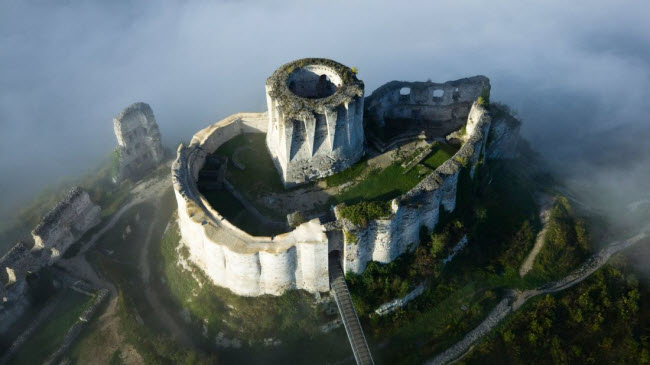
left=1, top=1, right=649, bottom=256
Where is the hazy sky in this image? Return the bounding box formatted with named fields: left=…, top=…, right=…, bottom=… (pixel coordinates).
left=1, top=1, right=650, bottom=221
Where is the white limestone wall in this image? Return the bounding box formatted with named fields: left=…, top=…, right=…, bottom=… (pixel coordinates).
left=173, top=112, right=330, bottom=296
left=340, top=189, right=442, bottom=274
left=341, top=102, right=492, bottom=274
left=113, top=102, right=164, bottom=180
left=265, top=90, right=365, bottom=187
left=173, top=101, right=517, bottom=291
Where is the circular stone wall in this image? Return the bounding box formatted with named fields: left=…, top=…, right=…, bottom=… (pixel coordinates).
left=287, top=66, right=342, bottom=99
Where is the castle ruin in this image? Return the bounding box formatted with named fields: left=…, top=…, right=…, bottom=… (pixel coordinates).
left=113, top=102, right=164, bottom=181
left=265, top=59, right=365, bottom=187
left=171, top=58, right=521, bottom=297
left=0, top=187, right=101, bottom=331
left=32, top=187, right=101, bottom=262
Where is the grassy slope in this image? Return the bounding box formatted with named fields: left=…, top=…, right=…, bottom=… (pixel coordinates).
left=69, top=191, right=214, bottom=365
left=9, top=289, right=93, bottom=364
left=157, top=221, right=352, bottom=364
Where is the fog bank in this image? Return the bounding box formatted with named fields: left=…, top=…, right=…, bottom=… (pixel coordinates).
left=1, top=1, right=649, bottom=240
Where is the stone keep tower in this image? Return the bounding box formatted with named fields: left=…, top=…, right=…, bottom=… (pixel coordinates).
left=265, top=58, right=365, bottom=187
left=113, top=102, right=164, bottom=181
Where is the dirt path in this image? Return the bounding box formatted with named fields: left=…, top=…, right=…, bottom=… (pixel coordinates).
left=426, top=227, right=650, bottom=365
left=137, top=191, right=195, bottom=348
left=77, top=167, right=172, bottom=256
left=519, top=194, right=554, bottom=277
left=56, top=166, right=173, bottom=363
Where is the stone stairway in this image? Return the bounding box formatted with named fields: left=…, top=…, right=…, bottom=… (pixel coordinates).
left=329, top=253, right=374, bottom=365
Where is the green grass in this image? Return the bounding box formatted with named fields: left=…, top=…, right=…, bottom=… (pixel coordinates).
left=333, top=162, right=424, bottom=206
left=323, top=158, right=368, bottom=187
left=212, top=133, right=284, bottom=196
left=421, top=143, right=459, bottom=170
left=201, top=188, right=286, bottom=236
left=344, top=152, right=563, bottom=363
left=9, top=289, right=93, bottom=364
left=156, top=220, right=353, bottom=364
left=158, top=223, right=335, bottom=342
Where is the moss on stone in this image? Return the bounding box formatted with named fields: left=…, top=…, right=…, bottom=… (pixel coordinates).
left=266, top=58, right=364, bottom=120
left=344, top=230, right=358, bottom=244
left=339, top=201, right=392, bottom=227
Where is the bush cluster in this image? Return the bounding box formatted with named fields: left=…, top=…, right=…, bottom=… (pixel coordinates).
left=339, top=200, right=392, bottom=226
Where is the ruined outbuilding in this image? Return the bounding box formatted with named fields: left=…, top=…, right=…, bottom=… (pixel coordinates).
left=1, top=187, right=101, bottom=332
left=113, top=102, right=164, bottom=181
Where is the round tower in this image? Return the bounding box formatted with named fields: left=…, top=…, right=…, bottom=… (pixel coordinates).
left=265, top=58, right=365, bottom=187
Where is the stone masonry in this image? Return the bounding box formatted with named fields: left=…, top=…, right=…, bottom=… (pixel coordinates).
left=32, top=187, right=101, bottom=262
left=265, top=58, right=365, bottom=187
left=113, top=102, right=164, bottom=181
left=172, top=59, right=522, bottom=297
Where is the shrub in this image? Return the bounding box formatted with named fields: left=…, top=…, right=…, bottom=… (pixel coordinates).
left=339, top=200, right=392, bottom=226
left=454, top=156, right=469, bottom=167
left=477, top=88, right=490, bottom=106
left=344, top=230, right=358, bottom=244
left=111, top=148, right=121, bottom=180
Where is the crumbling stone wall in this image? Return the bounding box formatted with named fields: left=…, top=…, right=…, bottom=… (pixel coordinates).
left=32, top=187, right=101, bottom=262
left=172, top=70, right=521, bottom=296
left=364, top=76, right=490, bottom=149
left=1, top=187, right=101, bottom=332
left=265, top=58, right=365, bottom=187
left=0, top=242, right=31, bottom=286
left=172, top=112, right=329, bottom=296
left=339, top=102, right=493, bottom=274
left=113, top=102, right=164, bottom=181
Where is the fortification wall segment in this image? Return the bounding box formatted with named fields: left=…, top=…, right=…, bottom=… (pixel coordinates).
left=339, top=102, right=492, bottom=274
left=31, top=187, right=101, bottom=262
left=265, top=58, right=365, bottom=187
left=172, top=67, right=522, bottom=295
left=1, top=188, right=100, bottom=330
left=364, top=76, right=490, bottom=146
left=172, top=112, right=329, bottom=296
left=113, top=102, right=164, bottom=181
